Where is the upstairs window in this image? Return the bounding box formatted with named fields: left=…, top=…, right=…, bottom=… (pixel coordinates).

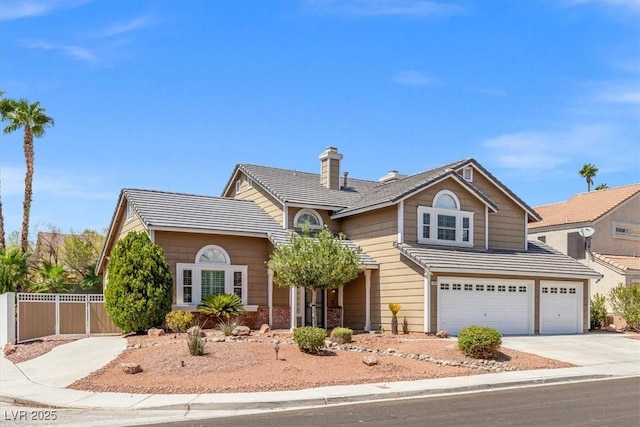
left=462, top=167, right=473, bottom=182
left=294, top=209, right=323, bottom=230
left=612, top=221, right=640, bottom=240
left=418, top=190, right=474, bottom=246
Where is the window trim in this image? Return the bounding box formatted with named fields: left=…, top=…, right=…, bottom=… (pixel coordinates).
left=235, top=180, right=242, bottom=194
left=417, top=196, right=474, bottom=247
left=195, top=245, right=230, bottom=264
left=176, top=263, right=248, bottom=306
left=126, top=204, right=134, bottom=222
left=462, top=167, right=473, bottom=182
left=293, top=208, right=324, bottom=230
left=612, top=221, right=640, bottom=240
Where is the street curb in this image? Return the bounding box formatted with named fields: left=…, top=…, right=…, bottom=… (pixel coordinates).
left=0, top=374, right=616, bottom=411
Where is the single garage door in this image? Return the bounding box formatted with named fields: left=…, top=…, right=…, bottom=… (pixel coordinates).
left=540, top=281, right=583, bottom=334
left=438, top=277, right=534, bottom=336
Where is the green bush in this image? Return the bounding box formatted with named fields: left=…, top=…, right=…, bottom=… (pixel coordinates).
left=198, top=293, right=244, bottom=320
left=293, top=326, right=327, bottom=354
left=186, top=326, right=205, bottom=356
left=165, top=311, right=193, bottom=333
left=609, top=283, right=640, bottom=331
left=590, top=293, right=607, bottom=329
left=330, top=327, right=353, bottom=344
left=104, top=231, right=173, bottom=333
left=457, top=325, right=502, bottom=359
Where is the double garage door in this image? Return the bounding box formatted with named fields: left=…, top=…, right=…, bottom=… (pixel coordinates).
left=438, top=277, right=582, bottom=336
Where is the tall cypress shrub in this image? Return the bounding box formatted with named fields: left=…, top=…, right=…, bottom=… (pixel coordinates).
left=104, top=231, right=173, bottom=333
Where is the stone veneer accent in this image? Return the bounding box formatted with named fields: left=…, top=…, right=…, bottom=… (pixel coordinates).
left=327, top=307, right=342, bottom=329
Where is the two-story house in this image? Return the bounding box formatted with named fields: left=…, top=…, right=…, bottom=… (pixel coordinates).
left=97, top=147, right=599, bottom=335
left=528, top=184, right=640, bottom=318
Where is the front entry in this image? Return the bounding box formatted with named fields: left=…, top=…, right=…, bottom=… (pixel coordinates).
left=304, top=289, right=325, bottom=327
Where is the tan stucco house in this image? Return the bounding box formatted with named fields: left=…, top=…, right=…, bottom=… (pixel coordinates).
left=97, top=147, right=600, bottom=335
left=528, top=184, right=640, bottom=317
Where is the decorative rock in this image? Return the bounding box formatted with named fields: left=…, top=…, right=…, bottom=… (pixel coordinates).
left=259, top=324, right=270, bottom=334
left=362, top=355, right=379, bottom=366
left=435, top=330, right=450, bottom=338
left=121, top=363, right=143, bottom=374
left=187, top=326, right=206, bottom=337
left=3, top=343, right=16, bottom=356
left=147, top=328, right=165, bottom=337
left=232, top=325, right=251, bottom=336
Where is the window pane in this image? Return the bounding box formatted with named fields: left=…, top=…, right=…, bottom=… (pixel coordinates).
left=462, top=217, right=470, bottom=242
left=437, top=214, right=456, bottom=241
left=183, top=269, right=192, bottom=303
left=435, top=194, right=457, bottom=209
left=422, top=213, right=431, bottom=239
left=233, top=271, right=242, bottom=299
left=201, top=270, right=225, bottom=299
left=297, top=212, right=320, bottom=227
left=438, top=228, right=456, bottom=240
left=199, top=248, right=227, bottom=263
left=438, top=215, right=456, bottom=228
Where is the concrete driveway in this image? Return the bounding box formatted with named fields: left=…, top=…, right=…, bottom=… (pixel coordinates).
left=502, top=333, right=640, bottom=366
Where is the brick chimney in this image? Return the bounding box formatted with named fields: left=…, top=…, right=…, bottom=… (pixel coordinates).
left=319, top=146, right=342, bottom=189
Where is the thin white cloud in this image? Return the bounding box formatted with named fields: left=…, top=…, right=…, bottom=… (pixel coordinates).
left=481, top=124, right=617, bottom=170
left=101, top=16, right=152, bottom=38
left=303, top=0, right=463, bottom=17
left=0, top=0, right=88, bottom=21
left=21, top=39, right=99, bottom=63
left=0, top=165, right=110, bottom=199
left=392, top=70, right=440, bottom=86
left=595, top=86, right=640, bottom=105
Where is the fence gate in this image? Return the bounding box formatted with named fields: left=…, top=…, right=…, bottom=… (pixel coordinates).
left=17, top=293, right=120, bottom=343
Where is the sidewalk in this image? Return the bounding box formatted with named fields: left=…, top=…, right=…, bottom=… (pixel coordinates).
left=1, top=335, right=639, bottom=411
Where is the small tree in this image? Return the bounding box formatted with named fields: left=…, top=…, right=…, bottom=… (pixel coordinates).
left=62, top=229, right=105, bottom=290
left=0, top=248, right=29, bottom=293
left=104, top=231, right=173, bottom=333
left=609, top=283, right=640, bottom=331
left=267, top=227, right=362, bottom=327
left=590, top=293, right=607, bottom=329
left=29, top=261, right=72, bottom=293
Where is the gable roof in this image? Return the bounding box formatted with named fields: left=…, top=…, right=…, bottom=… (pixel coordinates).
left=223, top=164, right=378, bottom=209
left=530, top=184, right=640, bottom=230
left=396, top=240, right=601, bottom=279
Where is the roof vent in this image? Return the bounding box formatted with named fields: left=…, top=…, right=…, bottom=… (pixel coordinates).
left=379, top=170, right=406, bottom=183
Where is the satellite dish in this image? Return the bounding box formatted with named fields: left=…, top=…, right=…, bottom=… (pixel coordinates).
left=579, top=227, right=595, bottom=238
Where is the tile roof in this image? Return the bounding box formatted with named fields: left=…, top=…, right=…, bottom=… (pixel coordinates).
left=530, top=184, right=640, bottom=229
left=231, top=164, right=378, bottom=208
left=591, top=253, right=640, bottom=272
left=395, top=240, right=601, bottom=279
left=123, top=189, right=282, bottom=235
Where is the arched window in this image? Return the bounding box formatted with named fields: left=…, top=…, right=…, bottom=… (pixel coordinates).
left=195, top=245, right=230, bottom=264
left=434, top=190, right=460, bottom=210
left=293, top=209, right=323, bottom=229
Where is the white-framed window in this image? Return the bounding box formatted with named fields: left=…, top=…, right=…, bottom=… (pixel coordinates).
left=235, top=180, right=242, bottom=194
left=176, top=244, right=248, bottom=306
left=462, top=167, right=473, bottom=182
left=126, top=203, right=134, bottom=221
left=293, top=209, right=323, bottom=230
left=417, top=190, right=474, bottom=246
left=247, top=178, right=253, bottom=189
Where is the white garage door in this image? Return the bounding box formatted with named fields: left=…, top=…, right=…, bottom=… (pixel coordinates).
left=438, top=277, right=534, bottom=336
left=540, top=281, right=583, bottom=334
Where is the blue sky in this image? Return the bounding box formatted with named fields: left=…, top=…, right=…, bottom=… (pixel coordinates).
left=1, top=0, right=639, bottom=238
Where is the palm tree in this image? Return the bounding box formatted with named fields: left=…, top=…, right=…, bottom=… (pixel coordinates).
left=595, top=183, right=609, bottom=191
left=2, top=99, right=54, bottom=253
left=579, top=163, right=598, bottom=192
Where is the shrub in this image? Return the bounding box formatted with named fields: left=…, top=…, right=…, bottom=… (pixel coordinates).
left=104, top=231, right=173, bottom=333
left=457, top=325, right=502, bottom=359
left=330, top=327, right=353, bottom=344
left=590, top=293, right=607, bottom=329
left=293, top=326, right=327, bottom=354
left=186, top=326, right=205, bottom=356
left=402, top=317, right=409, bottom=334
left=218, top=317, right=242, bottom=336
left=165, top=311, right=193, bottom=333
left=198, top=293, right=244, bottom=320
left=609, top=283, right=640, bottom=331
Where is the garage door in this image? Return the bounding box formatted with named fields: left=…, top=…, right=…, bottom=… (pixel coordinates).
left=438, top=277, right=534, bottom=336
left=540, top=281, right=583, bottom=334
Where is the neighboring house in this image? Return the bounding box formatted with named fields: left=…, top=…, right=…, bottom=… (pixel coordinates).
left=34, top=231, right=69, bottom=266
left=528, top=184, right=640, bottom=317
left=97, top=147, right=599, bottom=335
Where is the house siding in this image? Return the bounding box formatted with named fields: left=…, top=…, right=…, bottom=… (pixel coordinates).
left=154, top=232, right=270, bottom=306
left=404, top=178, right=486, bottom=248
left=471, top=172, right=527, bottom=250
left=232, top=172, right=284, bottom=226
left=342, top=206, right=426, bottom=332
left=591, top=194, right=640, bottom=256
left=342, top=274, right=367, bottom=330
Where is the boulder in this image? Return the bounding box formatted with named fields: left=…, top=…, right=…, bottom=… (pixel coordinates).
left=435, top=330, right=450, bottom=338
left=362, top=355, right=379, bottom=366
left=121, top=363, right=143, bottom=374
left=147, top=328, right=165, bottom=337
left=232, top=325, right=251, bottom=336
left=259, top=324, right=270, bottom=334
left=3, top=343, right=16, bottom=356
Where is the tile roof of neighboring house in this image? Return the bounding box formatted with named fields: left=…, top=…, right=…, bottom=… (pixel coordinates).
left=268, top=229, right=379, bottom=267
left=591, top=253, right=640, bottom=272
left=123, top=189, right=283, bottom=236
left=530, top=184, right=640, bottom=229
left=229, top=164, right=378, bottom=208
left=227, top=158, right=539, bottom=220
left=395, top=240, right=601, bottom=279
